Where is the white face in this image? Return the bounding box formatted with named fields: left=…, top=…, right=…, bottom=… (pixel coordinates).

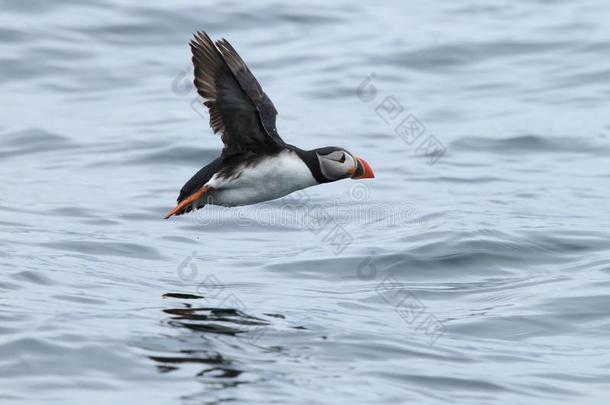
left=316, top=150, right=356, bottom=181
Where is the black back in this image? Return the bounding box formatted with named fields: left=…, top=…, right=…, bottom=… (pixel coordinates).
left=177, top=157, right=223, bottom=204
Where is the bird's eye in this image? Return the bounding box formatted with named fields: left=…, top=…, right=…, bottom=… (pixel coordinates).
left=338, top=154, right=346, bottom=163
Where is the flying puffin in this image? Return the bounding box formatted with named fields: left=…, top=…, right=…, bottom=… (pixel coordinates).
left=164, top=32, right=374, bottom=219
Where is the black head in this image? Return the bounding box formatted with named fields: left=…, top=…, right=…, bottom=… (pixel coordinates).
left=295, top=146, right=375, bottom=184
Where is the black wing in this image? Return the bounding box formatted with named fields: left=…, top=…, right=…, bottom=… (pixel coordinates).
left=176, top=157, right=222, bottom=207
left=190, top=32, right=285, bottom=159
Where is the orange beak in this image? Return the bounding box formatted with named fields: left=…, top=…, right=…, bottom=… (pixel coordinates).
left=351, top=157, right=375, bottom=179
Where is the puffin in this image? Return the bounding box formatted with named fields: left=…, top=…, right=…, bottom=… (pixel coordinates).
left=164, top=32, right=374, bottom=219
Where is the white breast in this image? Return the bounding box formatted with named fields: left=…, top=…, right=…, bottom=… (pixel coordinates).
left=205, top=150, right=317, bottom=207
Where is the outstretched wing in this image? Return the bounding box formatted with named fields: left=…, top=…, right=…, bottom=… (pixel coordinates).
left=190, top=32, right=284, bottom=158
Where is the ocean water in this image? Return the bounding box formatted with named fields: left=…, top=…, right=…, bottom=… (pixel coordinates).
left=1, top=1, right=610, bottom=404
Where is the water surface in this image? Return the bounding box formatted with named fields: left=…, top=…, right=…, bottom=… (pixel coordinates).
left=1, top=1, right=610, bottom=404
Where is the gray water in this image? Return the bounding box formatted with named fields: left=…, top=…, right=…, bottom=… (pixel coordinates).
left=1, top=1, right=610, bottom=404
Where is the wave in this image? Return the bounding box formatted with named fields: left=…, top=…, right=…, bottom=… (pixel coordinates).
left=451, top=135, right=607, bottom=154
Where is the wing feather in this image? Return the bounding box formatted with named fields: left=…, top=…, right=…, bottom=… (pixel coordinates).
left=189, top=32, right=284, bottom=158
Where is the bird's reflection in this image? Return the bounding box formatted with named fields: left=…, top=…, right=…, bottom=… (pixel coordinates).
left=148, top=292, right=272, bottom=387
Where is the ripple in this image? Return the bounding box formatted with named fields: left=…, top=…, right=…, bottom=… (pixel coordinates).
left=0, top=128, right=77, bottom=159
left=41, top=240, right=165, bottom=260
left=10, top=270, right=55, bottom=286
left=451, top=135, right=607, bottom=154
left=383, top=40, right=571, bottom=72
left=128, top=146, right=219, bottom=166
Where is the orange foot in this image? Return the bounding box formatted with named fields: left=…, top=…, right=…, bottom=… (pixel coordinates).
left=164, top=186, right=209, bottom=219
